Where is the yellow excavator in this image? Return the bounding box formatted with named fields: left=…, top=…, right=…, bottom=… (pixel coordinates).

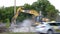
left=11, top=7, right=43, bottom=25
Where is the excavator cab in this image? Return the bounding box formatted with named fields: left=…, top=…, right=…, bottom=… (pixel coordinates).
left=31, top=16, right=43, bottom=27
left=35, top=16, right=42, bottom=22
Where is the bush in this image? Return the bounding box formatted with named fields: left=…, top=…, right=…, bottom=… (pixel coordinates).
left=5, top=18, right=10, bottom=28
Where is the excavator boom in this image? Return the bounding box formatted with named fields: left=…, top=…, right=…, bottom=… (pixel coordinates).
left=11, top=7, right=39, bottom=23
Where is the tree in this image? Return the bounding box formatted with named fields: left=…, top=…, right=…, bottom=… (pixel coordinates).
left=31, top=0, right=58, bottom=20
left=0, top=6, right=32, bottom=23
left=0, top=6, right=14, bottom=22
left=24, top=3, right=31, bottom=10
left=0, top=0, right=59, bottom=23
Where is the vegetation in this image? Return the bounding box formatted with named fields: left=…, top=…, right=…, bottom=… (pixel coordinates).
left=24, top=0, right=59, bottom=20
left=0, top=32, right=36, bottom=34
left=0, top=0, right=59, bottom=23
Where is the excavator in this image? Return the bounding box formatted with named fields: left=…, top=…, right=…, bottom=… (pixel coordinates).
left=11, top=7, right=43, bottom=26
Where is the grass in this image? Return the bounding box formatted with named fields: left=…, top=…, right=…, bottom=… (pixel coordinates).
left=0, top=32, right=36, bottom=34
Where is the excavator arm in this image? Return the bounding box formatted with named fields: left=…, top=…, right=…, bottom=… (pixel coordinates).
left=11, top=7, right=39, bottom=23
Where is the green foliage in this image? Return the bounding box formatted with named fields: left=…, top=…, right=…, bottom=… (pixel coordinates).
left=0, top=6, right=32, bottom=22
left=0, top=6, right=14, bottom=22
left=17, top=13, right=32, bottom=22
left=0, top=0, right=59, bottom=23
left=5, top=18, right=10, bottom=28
left=23, top=0, right=59, bottom=20
left=0, top=32, right=36, bottom=34
left=24, top=4, right=31, bottom=10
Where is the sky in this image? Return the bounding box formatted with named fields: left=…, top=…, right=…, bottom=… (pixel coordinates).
left=0, top=0, right=60, bottom=11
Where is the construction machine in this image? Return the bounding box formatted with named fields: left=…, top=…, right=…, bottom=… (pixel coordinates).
left=11, top=7, right=42, bottom=25
left=11, top=7, right=49, bottom=24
